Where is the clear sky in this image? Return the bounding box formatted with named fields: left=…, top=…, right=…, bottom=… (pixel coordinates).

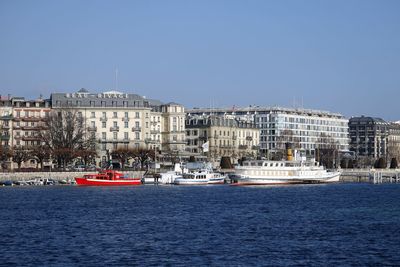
left=1, top=0, right=399, bottom=120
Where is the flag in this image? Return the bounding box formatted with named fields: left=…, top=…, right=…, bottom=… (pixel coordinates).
left=202, top=141, right=209, bottom=152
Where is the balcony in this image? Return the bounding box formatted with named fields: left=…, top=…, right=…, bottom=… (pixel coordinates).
left=132, top=127, right=142, bottom=132
left=145, top=138, right=158, bottom=144
left=121, top=117, right=129, bottom=122
left=212, top=135, right=219, bottom=139
left=0, top=135, right=10, bottom=140
left=2, top=124, right=10, bottom=130
left=232, top=136, right=237, bottom=140
left=22, top=136, right=41, bottom=141
left=88, top=126, right=97, bottom=131
left=0, top=115, right=12, bottom=120
left=151, top=121, right=158, bottom=126
left=21, top=126, right=43, bottom=131
left=150, top=129, right=160, bottom=134
left=99, top=138, right=130, bottom=143
left=21, top=117, right=42, bottom=122
left=246, top=136, right=253, bottom=141
left=109, top=126, right=120, bottom=132
left=99, top=117, right=108, bottom=122
left=239, top=145, right=248, bottom=150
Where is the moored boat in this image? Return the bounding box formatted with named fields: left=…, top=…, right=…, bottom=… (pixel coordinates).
left=174, top=169, right=226, bottom=185
left=234, top=160, right=341, bottom=185
left=233, top=144, right=341, bottom=185
left=75, top=170, right=142, bottom=186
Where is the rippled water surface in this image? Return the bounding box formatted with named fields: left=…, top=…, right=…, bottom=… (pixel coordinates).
left=1, top=183, right=400, bottom=266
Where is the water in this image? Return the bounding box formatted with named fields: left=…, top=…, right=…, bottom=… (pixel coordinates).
left=1, top=183, right=400, bottom=266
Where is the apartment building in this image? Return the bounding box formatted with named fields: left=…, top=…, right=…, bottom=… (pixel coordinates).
left=185, top=115, right=259, bottom=163
left=11, top=97, right=51, bottom=148
left=187, top=106, right=349, bottom=157
left=0, top=97, right=13, bottom=148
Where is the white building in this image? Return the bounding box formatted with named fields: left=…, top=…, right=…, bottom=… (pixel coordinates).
left=187, top=106, right=349, bottom=158
left=51, top=89, right=186, bottom=165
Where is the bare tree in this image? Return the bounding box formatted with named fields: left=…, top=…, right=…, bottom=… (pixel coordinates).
left=39, top=109, right=93, bottom=169
left=11, top=147, right=31, bottom=170
left=30, top=144, right=51, bottom=170
left=111, top=147, right=135, bottom=169
left=0, top=143, right=12, bottom=170
left=315, top=133, right=339, bottom=168
left=132, top=148, right=155, bottom=170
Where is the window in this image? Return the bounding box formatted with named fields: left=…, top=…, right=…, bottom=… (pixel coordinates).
left=102, top=132, right=106, bottom=140
left=113, top=132, right=117, bottom=140
left=124, top=132, right=128, bottom=140
left=135, top=122, right=140, bottom=128
left=124, top=112, right=128, bottom=118
left=113, top=121, right=117, bottom=127
left=102, top=112, right=106, bottom=118
left=113, top=112, right=117, bottom=118
left=91, top=121, right=95, bottom=127
left=135, top=132, right=140, bottom=140
left=102, top=122, right=106, bottom=128
left=124, top=121, right=128, bottom=128
left=91, top=112, right=95, bottom=118
left=135, top=112, right=140, bottom=118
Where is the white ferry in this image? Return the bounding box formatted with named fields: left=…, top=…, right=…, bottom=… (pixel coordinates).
left=234, top=159, right=341, bottom=185
left=174, top=169, right=226, bottom=185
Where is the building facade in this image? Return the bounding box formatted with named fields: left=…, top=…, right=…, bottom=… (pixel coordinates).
left=51, top=89, right=186, bottom=166
left=185, top=115, right=259, bottom=163
left=348, top=116, right=389, bottom=160
left=187, top=106, right=349, bottom=158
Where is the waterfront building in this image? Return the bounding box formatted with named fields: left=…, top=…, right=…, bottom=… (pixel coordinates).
left=348, top=116, right=389, bottom=159
left=51, top=89, right=185, bottom=166
left=187, top=106, right=349, bottom=158
left=185, top=115, right=259, bottom=163
left=0, top=97, right=13, bottom=149
left=388, top=122, right=400, bottom=162
left=0, top=96, right=51, bottom=169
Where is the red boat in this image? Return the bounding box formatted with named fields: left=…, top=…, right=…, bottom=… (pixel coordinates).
left=75, top=170, right=142, bottom=186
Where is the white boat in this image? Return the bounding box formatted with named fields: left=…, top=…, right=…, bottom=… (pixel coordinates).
left=160, top=163, right=185, bottom=184
left=234, top=159, right=341, bottom=185
left=174, top=169, right=226, bottom=185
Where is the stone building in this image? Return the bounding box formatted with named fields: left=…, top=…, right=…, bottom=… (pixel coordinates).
left=388, top=122, right=400, bottom=162
left=185, top=115, right=259, bottom=163
left=349, top=116, right=389, bottom=159
left=51, top=89, right=186, bottom=166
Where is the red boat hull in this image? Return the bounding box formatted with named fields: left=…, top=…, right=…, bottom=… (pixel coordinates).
left=75, top=177, right=142, bottom=186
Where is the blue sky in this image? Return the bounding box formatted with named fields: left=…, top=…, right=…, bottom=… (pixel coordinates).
left=1, top=0, right=399, bottom=120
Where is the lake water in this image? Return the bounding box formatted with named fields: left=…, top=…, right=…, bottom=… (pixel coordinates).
left=1, top=183, right=400, bottom=266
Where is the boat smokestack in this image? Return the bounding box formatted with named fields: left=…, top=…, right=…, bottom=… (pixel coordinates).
left=286, top=143, right=293, bottom=161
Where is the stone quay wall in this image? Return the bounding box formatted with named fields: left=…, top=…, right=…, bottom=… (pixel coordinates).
left=0, top=171, right=145, bottom=182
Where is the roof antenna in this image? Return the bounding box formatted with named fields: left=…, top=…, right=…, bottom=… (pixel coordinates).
left=115, top=68, right=119, bottom=91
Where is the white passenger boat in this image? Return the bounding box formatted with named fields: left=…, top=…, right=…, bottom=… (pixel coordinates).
left=234, top=159, right=341, bottom=185
left=174, top=169, right=226, bottom=185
